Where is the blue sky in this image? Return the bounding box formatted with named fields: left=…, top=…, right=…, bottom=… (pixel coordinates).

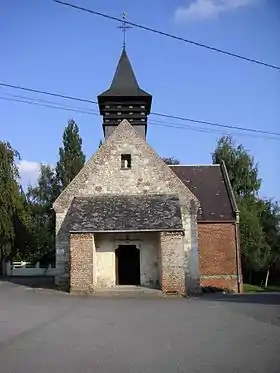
left=1, top=0, right=279, bottom=199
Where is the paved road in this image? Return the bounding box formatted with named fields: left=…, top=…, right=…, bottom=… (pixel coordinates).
left=0, top=281, right=280, bottom=373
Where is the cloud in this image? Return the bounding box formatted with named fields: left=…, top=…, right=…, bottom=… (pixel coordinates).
left=17, top=160, right=41, bottom=186
left=174, top=0, right=259, bottom=22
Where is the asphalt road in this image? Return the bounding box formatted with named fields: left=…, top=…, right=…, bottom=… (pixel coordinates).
left=0, top=280, right=280, bottom=373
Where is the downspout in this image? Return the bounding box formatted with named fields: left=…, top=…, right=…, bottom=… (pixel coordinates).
left=221, top=160, right=242, bottom=293
left=235, top=211, right=241, bottom=293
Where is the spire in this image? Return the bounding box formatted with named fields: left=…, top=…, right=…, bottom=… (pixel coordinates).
left=99, top=49, right=151, bottom=98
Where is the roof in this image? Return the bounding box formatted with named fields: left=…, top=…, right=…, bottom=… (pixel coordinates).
left=68, top=194, right=183, bottom=232
left=98, top=49, right=151, bottom=98
left=170, top=165, right=236, bottom=221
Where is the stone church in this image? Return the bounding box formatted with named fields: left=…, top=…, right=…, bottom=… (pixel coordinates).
left=53, top=48, right=242, bottom=295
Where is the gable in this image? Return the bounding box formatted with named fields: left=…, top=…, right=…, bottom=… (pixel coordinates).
left=53, top=120, right=198, bottom=212
left=170, top=165, right=236, bottom=221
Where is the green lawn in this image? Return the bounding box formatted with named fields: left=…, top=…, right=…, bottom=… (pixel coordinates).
left=244, top=283, right=280, bottom=293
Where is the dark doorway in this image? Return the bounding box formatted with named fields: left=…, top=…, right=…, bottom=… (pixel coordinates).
left=116, top=245, right=140, bottom=285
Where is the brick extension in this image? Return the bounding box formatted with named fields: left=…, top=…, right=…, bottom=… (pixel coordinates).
left=198, top=223, right=242, bottom=292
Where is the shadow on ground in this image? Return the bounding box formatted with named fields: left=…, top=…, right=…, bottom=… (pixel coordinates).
left=200, top=292, right=280, bottom=305
left=0, top=276, right=55, bottom=289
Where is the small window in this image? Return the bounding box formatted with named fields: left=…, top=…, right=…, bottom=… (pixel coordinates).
left=118, top=119, right=121, bottom=122
left=129, top=105, right=133, bottom=109
left=140, top=105, right=145, bottom=109
left=129, top=112, right=133, bottom=115
left=105, top=112, right=109, bottom=116
left=117, top=105, right=122, bottom=109
left=121, top=154, right=131, bottom=169
left=141, top=112, right=145, bottom=115
left=105, top=105, right=110, bottom=109
left=130, top=119, right=134, bottom=122
left=117, top=112, right=122, bottom=115
left=141, top=118, right=145, bottom=122
left=105, top=119, right=110, bottom=122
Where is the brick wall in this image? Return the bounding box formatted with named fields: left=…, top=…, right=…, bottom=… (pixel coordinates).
left=160, top=232, right=185, bottom=296
left=69, top=233, right=94, bottom=293
left=198, top=223, right=242, bottom=292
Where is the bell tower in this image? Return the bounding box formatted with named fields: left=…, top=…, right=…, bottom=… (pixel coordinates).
left=97, top=48, right=152, bottom=139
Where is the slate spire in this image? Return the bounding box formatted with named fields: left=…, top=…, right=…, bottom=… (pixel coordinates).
left=99, top=49, right=151, bottom=98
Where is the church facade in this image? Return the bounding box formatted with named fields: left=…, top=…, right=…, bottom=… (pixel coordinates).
left=53, top=49, right=242, bottom=295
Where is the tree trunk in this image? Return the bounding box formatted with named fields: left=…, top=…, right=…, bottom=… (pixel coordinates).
left=249, top=270, right=252, bottom=284
left=264, top=268, right=270, bottom=288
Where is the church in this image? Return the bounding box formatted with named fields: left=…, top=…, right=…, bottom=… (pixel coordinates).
left=53, top=47, right=242, bottom=296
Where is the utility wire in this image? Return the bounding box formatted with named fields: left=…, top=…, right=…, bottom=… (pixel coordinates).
left=1, top=82, right=279, bottom=138
left=53, top=0, right=280, bottom=71
left=1, top=94, right=279, bottom=141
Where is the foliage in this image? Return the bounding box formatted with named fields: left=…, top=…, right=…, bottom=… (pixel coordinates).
left=162, top=157, right=180, bottom=165
left=56, top=119, right=85, bottom=192
left=212, top=135, right=280, bottom=285
left=212, top=135, right=261, bottom=198
left=0, top=141, right=23, bottom=267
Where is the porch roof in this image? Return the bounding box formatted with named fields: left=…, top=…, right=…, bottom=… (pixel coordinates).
left=68, top=194, right=183, bottom=233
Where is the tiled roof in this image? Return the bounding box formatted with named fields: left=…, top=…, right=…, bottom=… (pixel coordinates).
left=68, top=194, right=183, bottom=232
left=170, top=165, right=235, bottom=221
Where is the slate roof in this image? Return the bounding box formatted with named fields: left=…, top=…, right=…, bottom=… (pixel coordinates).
left=68, top=194, right=183, bottom=232
left=170, top=165, right=236, bottom=221
left=98, top=49, right=151, bottom=98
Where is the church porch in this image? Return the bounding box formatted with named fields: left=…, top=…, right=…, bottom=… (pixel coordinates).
left=69, top=230, right=186, bottom=296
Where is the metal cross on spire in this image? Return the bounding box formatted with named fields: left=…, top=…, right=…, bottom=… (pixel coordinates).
left=118, top=12, right=132, bottom=49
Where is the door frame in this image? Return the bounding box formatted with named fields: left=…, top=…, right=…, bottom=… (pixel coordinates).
left=115, top=243, right=141, bottom=285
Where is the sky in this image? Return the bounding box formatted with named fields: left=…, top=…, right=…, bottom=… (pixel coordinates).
left=0, top=0, right=279, bottom=199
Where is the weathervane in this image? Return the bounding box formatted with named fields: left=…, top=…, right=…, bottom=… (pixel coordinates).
left=118, top=12, right=132, bottom=49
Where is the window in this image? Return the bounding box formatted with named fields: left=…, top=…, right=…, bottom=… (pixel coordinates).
left=117, top=112, right=122, bottom=115
left=141, top=112, right=145, bottom=115
left=117, top=105, right=122, bottom=109
left=121, top=154, right=131, bottom=169
left=140, top=105, right=145, bottom=109
left=141, top=119, right=145, bottom=122
left=129, top=112, right=133, bottom=115
left=105, top=105, right=110, bottom=109
left=105, top=112, right=109, bottom=116
left=129, top=105, right=133, bottom=109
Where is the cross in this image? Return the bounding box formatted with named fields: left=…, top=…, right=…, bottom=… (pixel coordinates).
left=118, top=12, right=132, bottom=49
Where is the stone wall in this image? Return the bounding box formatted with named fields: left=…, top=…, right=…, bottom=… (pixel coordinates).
left=69, top=233, right=95, bottom=293
left=160, top=232, right=185, bottom=296
left=198, top=222, right=242, bottom=292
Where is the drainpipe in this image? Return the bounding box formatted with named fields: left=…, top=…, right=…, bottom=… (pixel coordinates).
left=235, top=211, right=241, bottom=293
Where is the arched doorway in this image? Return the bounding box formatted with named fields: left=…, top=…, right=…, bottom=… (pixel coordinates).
left=115, top=245, right=140, bottom=285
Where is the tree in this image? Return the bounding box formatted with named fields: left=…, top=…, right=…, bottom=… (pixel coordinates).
left=162, top=157, right=180, bottom=165
left=26, top=164, right=57, bottom=263
left=258, top=199, right=280, bottom=287
left=0, top=142, right=23, bottom=274
left=212, top=136, right=261, bottom=198
left=56, top=119, right=85, bottom=192
left=212, top=136, right=266, bottom=283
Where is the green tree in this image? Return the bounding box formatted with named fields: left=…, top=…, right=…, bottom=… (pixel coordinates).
left=0, top=142, right=23, bottom=273
left=56, top=119, right=85, bottom=192
left=212, top=136, right=266, bottom=283
left=257, top=199, right=280, bottom=286
left=212, top=136, right=261, bottom=198
left=162, top=157, right=180, bottom=165
left=26, top=164, right=57, bottom=263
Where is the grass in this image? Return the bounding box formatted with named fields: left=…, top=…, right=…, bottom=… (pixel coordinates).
left=243, top=283, right=280, bottom=293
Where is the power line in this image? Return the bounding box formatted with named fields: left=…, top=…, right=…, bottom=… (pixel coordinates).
left=53, top=0, right=280, bottom=71
left=1, top=93, right=279, bottom=141
left=1, top=82, right=279, bottom=137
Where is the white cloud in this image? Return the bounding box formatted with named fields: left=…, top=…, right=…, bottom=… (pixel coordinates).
left=17, top=160, right=41, bottom=186
left=174, top=0, right=260, bottom=22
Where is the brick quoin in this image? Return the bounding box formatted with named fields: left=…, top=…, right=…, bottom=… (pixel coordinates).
left=69, top=233, right=94, bottom=293
left=198, top=223, right=243, bottom=292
